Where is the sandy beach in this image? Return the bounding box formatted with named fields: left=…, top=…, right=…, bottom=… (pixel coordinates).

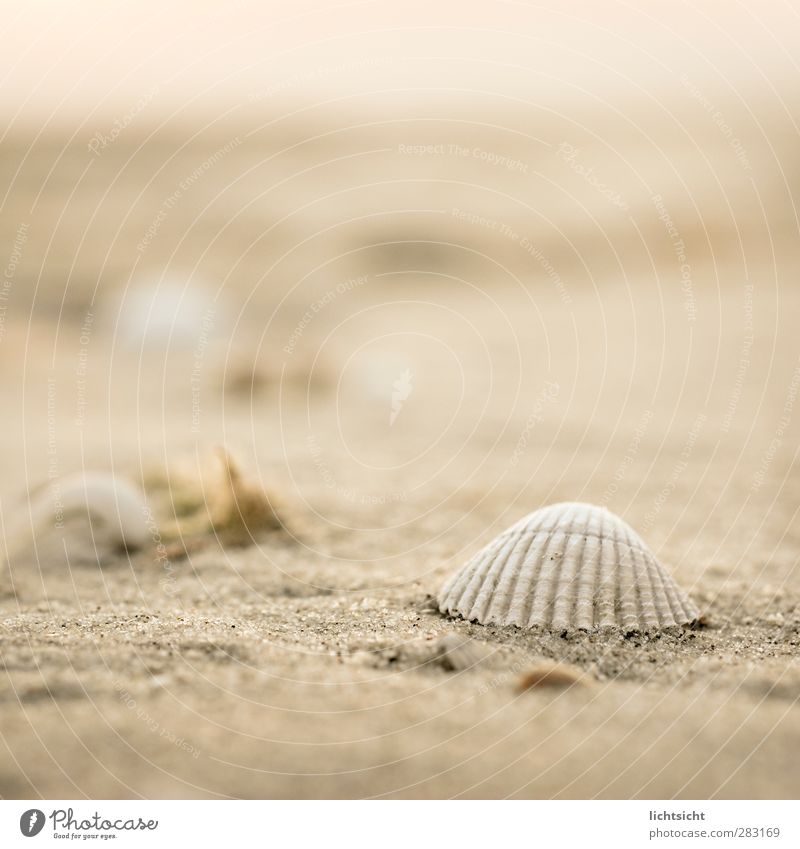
left=1, top=2, right=799, bottom=800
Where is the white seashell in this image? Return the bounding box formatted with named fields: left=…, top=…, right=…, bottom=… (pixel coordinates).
left=2, top=473, right=150, bottom=567
left=111, top=278, right=223, bottom=351
left=438, top=502, right=698, bottom=632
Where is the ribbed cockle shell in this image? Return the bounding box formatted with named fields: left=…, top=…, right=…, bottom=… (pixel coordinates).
left=438, top=502, right=698, bottom=632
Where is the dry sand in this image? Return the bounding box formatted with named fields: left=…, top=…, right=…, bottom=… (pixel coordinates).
left=1, top=98, right=799, bottom=798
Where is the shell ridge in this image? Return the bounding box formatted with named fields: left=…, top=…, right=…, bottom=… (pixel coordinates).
left=628, top=543, right=647, bottom=629
left=551, top=530, right=587, bottom=630
left=653, top=556, right=691, bottom=625
left=470, top=527, right=527, bottom=622
left=484, top=530, right=533, bottom=624
left=503, top=532, right=534, bottom=623
left=641, top=549, right=676, bottom=627
left=438, top=562, right=468, bottom=611
left=441, top=542, right=497, bottom=615
left=507, top=528, right=655, bottom=559
left=567, top=529, right=591, bottom=625
left=455, top=538, right=508, bottom=619
left=611, top=528, right=628, bottom=629
left=438, top=552, right=479, bottom=612
left=618, top=541, right=642, bottom=630
left=574, top=533, right=601, bottom=629
left=562, top=502, right=581, bottom=535
left=596, top=511, right=619, bottom=628
left=632, top=546, right=660, bottom=628
left=527, top=527, right=566, bottom=628
left=508, top=532, right=549, bottom=626
left=453, top=527, right=515, bottom=602
left=608, top=508, right=641, bottom=630
left=574, top=503, right=594, bottom=537
left=662, top=567, right=698, bottom=623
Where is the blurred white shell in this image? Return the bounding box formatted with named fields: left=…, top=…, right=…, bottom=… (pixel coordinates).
left=111, top=278, right=223, bottom=351
left=438, top=502, right=698, bottom=632
left=2, top=473, right=150, bottom=567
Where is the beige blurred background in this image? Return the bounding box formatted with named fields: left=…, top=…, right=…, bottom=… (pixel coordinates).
left=1, top=0, right=799, bottom=799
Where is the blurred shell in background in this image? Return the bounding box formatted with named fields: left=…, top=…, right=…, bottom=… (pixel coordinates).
left=109, top=277, right=225, bottom=353
left=438, top=502, right=699, bottom=633
left=2, top=473, right=150, bottom=570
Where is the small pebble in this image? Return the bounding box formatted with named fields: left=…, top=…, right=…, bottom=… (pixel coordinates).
left=516, top=660, right=588, bottom=692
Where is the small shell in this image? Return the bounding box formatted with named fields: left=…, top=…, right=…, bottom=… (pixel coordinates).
left=438, top=502, right=698, bottom=633
left=3, top=473, right=150, bottom=567
left=434, top=634, right=493, bottom=671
